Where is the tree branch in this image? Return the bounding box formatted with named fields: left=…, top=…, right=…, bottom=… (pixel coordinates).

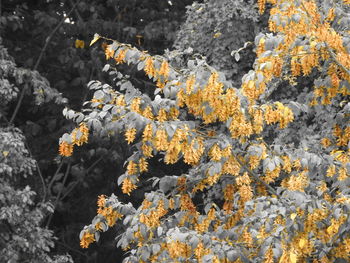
left=9, top=1, right=79, bottom=124
left=46, top=161, right=71, bottom=228
left=233, top=155, right=280, bottom=197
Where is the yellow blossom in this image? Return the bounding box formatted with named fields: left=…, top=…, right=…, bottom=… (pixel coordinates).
left=139, top=158, right=148, bottom=173
left=125, top=128, right=137, bottom=144
left=80, top=231, right=95, bottom=248
left=157, top=108, right=168, bottom=122
left=122, top=177, right=137, bottom=195
left=142, top=123, right=153, bottom=141
left=154, top=129, right=169, bottom=151
left=115, top=48, right=127, bottom=64
left=59, top=141, right=73, bottom=157
left=158, top=60, right=169, bottom=78
left=127, top=161, right=138, bottom=175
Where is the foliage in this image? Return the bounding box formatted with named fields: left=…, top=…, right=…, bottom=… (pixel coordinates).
left=174, top=0, right=267, bottom=85
left=2, top=1, right=194, bottom=262
left=58, top=0, right=350, bottom=262
left=0, top=36, right=73, bottom=262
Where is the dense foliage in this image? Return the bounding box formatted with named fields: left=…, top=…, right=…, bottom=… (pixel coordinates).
left=0, top=38, right=72, bottom=263
left=1, top=0, right=193, bottom=262
left=3, top=0, right=350, bottom=262
left=57, top=0, right=350, bottom=262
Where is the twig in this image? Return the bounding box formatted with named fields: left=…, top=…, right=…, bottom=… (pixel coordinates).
left=55, top=240, right=88, bottom=258
left=9, top=1, right=79, bottom=124
left=59, top=181, right=78, bottom=201
left=80, top=67, right=95, bottom=110
left=233, top=155, right=280, bottom=197
left=33, top=2, right=79, bottom=71
left=60, top=156, right=104, bottom=201
left=23, top=138, right=48, bottom=202
left=86, top=155, right=104, bottom=174
left=46, top=161, right=71, bottom=228
left=9, top=82, right=27, bottom=124
left=68, top=0, right=83, bottom=24
left=47, top=160, right=64, bottom=196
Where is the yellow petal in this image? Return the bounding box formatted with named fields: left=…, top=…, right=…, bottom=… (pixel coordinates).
left=299, top=238, right=306, bottom=249
left=290, top=252, right=298, bottom=263
left=290, top=213, right=297, bottom=220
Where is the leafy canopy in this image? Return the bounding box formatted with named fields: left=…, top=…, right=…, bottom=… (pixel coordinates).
left=60, top=0, right=350, bottom=262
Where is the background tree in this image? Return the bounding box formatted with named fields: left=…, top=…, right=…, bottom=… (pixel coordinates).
left=1, top=0, right=195, bottom=262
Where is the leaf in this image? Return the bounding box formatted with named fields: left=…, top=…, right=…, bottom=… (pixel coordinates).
left=152, top=244, right=161, bottom=254
left=102, top=64, right=110, bottom=72
left=95, top=231, right=100, bottom=242
left=90, top=33, right=101, bottom=46
left=157, top=226, right=163, bottom=237
left=159, top=176, right=177, bottom=193
left=234, top=52, right=240, bottom=62
left=141, top=247, right=150, bottom=261
left=94, top=90, right=104, bottom=100
left=189, top=235, right=199, bottom=248
left=227, top=250, right=238, bottom=261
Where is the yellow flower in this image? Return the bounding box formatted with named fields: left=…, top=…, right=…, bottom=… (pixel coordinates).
left=75, top=39, right=85, bottom=49
left=321, top=138, right=331, bottom=148
left=157, top=108, right=168, bottom=122
left=338, top=167, right=348, bottom=181
left=258, top=0, right=266, bottom=14
left=169, top=107, right=179, bottom=120
left=144, top=57, right=156, bottom=77
left=127, top=161, right=138, bottom=175
left=105, top=45, right=115, bottom=59
left=116, top=95, right=126, bottom=106
left=125, top=128, right=137, bottom=144
left=186, top=75, right=196, bottom=94
left=115, top=48, right=127, bottom=64
left=154, top=129, right=169, bottom=151
left=142, top=123, right=153, bottom=141
left=97, top=195, right=106, bottom=208
left=142, top=106, right=154, bottom=120
left=326, top=165, right=336, bottom=177
left=139, top=158, right=148, bottom=172
left=80, top=231, right=95, bottom=248
left=158, top=60, right=169, bottom=78
left=95, top=222, right=103, bottom=231
left=282, top=155, right=292, bottom=173
left=59, top=141, right=73, bottom=157
left=122, top=177, right=137, bottom=195
left=142, top=143, right=153, bottom=157
left=209, top=144, right=222, bottom=161
left=130, top=97, right=141, bottom=113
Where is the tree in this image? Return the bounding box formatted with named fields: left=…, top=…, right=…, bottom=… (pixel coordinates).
left=0, top=37, right=72, bottom=263
left=1, top=0, right=194, bottom=262
left=60, top=0, right=350, bottom=262
left=174, top=0, right=266, bottom=86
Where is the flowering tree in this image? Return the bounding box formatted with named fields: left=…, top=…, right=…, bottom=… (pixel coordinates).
left=60, top=0, right=350, bottom=262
